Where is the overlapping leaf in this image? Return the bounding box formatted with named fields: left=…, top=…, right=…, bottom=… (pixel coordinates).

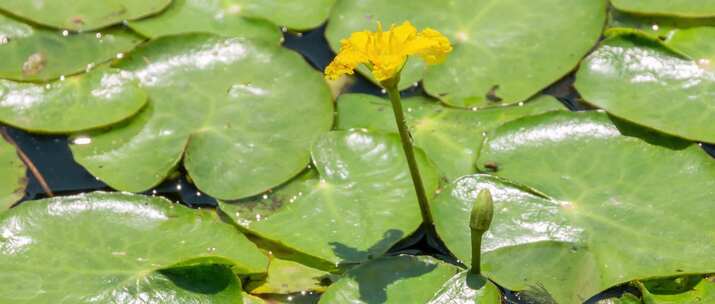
left=0, top=192, right=268, bottom=303
left=0, top=15, right=143, bottom=82
left=433, top=111, right=715, bottom=303
left=575, top=34, right=715, bottom=143
left=129, top=0, right=335, bottom=41
left=220, top=130, right=440, bottom=267
left=611, top=0, right=715, bottom=18
left=0, top=0, right=172, bottom=31
left=326, top=0, right=606, bottom=106
left=70, top=34, right=333, bottom=200
left=0, top=67, right=147, bottom=133
left=336, top=94, right=564, bottom=180
left=0, top=135, right=25, bottom=209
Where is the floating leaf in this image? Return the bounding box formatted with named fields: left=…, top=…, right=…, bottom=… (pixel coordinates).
left=221, top=130, right=440, bottom=267
left=575, top=34, right=715, bottom=143
left=129, top=0, right=334, bottom=41
left=433, top=111, right=715, bottom=303
left=0, top=68, right=146, bottom=133
left=319, top=255, right=460, bottom=304
left=70, top=34, right=333, bottom=200
left=640, top=277, right=715, bottom=304
left=0, top=15, right=143, bottom=81
left=248, top=257, right=330, bottom=294
left=336, top=94, right=564, bottom=180
left=427, top=271, right=502, bottom=304
left=325, top=0, right=606, bottom=106
left=0, top=0, right=171, bottom=31
left=0, top=135, right=25, bottom=209
left=611, top=0, right=715, bottom=18
left=0, top=192, right=268, bottom=303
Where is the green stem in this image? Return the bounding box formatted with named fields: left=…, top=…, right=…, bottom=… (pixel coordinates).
left=471, top=230, right=483, bottom=275
left=385, top=83, right=434, bottom=226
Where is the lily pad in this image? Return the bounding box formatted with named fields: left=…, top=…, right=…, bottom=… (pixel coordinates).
left=611, top=0, right=715, bottom=18
left=427, top=271, right=502, bottom=304
left=319, top=255, right=460, bottom=304
left=433, top=111, right=715, bottom=303
left=0, top=135, right=25, bottom=209
left=221, top=130, right=440, bottom=267
left=0, top=68, right=147, bottom=133
left=640, top=277, right=715, bottom=304
left=0, top=0, right=172, bottom=31
left=575, top=34, right=715, bottom=143
left=129, top=0, right=334, bottom=41
left=0, top=191, right=268, bottom=303
left=70, top=34, right=333, bottom=200
left=325, top=0, right=606, bottom=106
left=0, top=14, right=143, bottom=82
left=336, top=94, right=564, bottom=180
left=248, top=257, right=330, bottom=294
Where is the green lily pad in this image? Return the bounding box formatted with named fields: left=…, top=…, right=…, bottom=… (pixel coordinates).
left=597, top=293, right=642, bottom=304
left=0, top=0, right=171, bottom=31
left=575, top=34, right=715, bottom=143
left=248, top=257, right=329, bottom=294
left=427, top=271, right=502, bottom=304
left=129, top=0, right=334, bottom=41
left=0, top=14, right=143, bottom=82
left=70, top=34, right=333, bottom=200
left=0, top=191, right=268, bottom=303
left=611, top=0, right=715, bottom=18
left=319, top=255, right=460, bottom=304
left=221, top=130, right=440, bottom=267
left=325, top=0, right=606, bottom=106
left=0, top=135, right=25, bottom=209
left=0, top=67, right=147, bottom=133
left=336, top=93, right=564, bottom=180
left=640, top=277, right=715, bottom=304
left=433, top=111, right=715, bottom=303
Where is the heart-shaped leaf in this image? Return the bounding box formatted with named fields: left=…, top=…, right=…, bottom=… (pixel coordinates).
left=336, top=93, right=564, bottom=181
left=611, top=0, right=715, bottom=18
left=0, top=191, right=268, bottom=303
left=0, top=67, right=146, bottom=133
left=221, top=130, right=440, bottom=267
left=575, top=34, right=715, bottom=143
left=319, top=255, right=460, bottom=304
left=129, top=0, right=334, bottom=41
left=0, top=0, right=171, bottom=31
left=325, top=0, right=606, bottom=106
left=0, top=135, right=25, bottom=209
left=433, top=111, right=715, bottom=303
left=0, top=15, right=143, bottom=82
left=70, top=34, right=333, bottom=200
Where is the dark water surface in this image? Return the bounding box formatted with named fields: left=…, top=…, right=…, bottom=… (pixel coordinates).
left=6, top=25, right=714, bottom=304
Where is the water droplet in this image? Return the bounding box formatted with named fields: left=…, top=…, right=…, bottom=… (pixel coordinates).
left=0, top=35, right=8, bottom=45
left=300, top=291, right=307, bottom=295
left=62, top=30, right=69, bottom=37
left=72, top=135, right=92, bottom=145
left=262, top=194, right=269, bottom=199
left=176, top=184, right=182, bottom=191
left=412, top=82, right=419, bottom=87
left=255, top=214, right=262, bottom=221
left=59, top=75, right=65, bottom=81
left=85, top=63, right=94, bottom=73
left=470, top=107, right=478, bottom=111
left=116, top=53, right=124, bottom=59
left=44, top=84, right=51, bottom=90
left=196, top=192, right=202, bottom=197
left=267, top=250, right=273, bottom=255
left=518, top=102, right=524, bottom=106
left=151, top=189, right=157, bottom=195
left=381, top=88, right=387, bottom=94
left=281, top=26, right=288, bottom=33
left=95, top=32, right=102, bottom=39
left=207, top=247, right=216, bottom=252
left=287, top=296, right=294, bottom=301
left=651, top=24, right=659, bottom=31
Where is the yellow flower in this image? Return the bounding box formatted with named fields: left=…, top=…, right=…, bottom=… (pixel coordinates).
left=325, top=21, right=452, bottom=83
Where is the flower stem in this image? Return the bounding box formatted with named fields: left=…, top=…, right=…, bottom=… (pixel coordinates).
left=385, top=84, right=434, bottom=226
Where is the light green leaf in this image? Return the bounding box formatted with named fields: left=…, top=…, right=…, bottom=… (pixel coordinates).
left=129, top=0, right=334, bottom=41
left=0, top=0, right=171, bottom=31
left=319, top=255, right=460, bottom=304
left=221, top=130, right=440, bottom=267
left=70, top=34, right=333, bottom=200
left=0, top=135, right=25, bottom=209
left=0, top=192, right=268, bottom=303
left=640, top=277, right=715, bottom=304
left=0, top=15, right=143, bottom=82
left=611, top=0, right=715, bottom=18
left=325, top=0, right=606, bottom=106
left=336, top=93, right=564, bottom=180
left=433, top=111, right=715, bottom=303
left=0, top=67, right=147, bottom=133
left=575, top=34, right=715, bottom=143
left=248, top=258, right=329, bottom=294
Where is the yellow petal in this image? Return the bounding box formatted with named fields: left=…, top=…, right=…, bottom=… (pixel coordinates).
left=406, top=28, right=453, bottom=64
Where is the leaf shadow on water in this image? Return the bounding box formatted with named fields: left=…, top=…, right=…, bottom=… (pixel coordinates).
left=329, top=229, right=439, bottom=303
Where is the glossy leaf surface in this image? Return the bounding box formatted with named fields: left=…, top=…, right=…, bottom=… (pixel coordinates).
left=433, top=111, right=715, bottom=303
left=611, top=0, right=715, bottom=18
left=326, top=0, right=606, bottom=106
left=427, top=271, right=502, bottom=304
left=0, top=192, right=268, bottom=303
left=70, top=34, right=333, bottom=200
